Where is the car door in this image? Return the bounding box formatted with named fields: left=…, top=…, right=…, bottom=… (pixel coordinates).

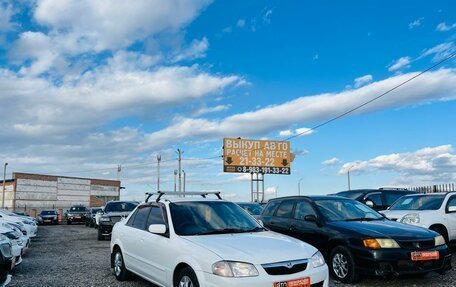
left=289, top=199, right=327, bottom=250
left=445, top=195, right=456, bottom=241
left=267, top=199, right=295, bottom=236
left=140, top=204, right=170, bottom=286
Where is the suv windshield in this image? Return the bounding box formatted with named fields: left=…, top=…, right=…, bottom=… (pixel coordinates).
left=314, top=198, right=383, bottom=222
left=170, top=201, right=263, bottom=236
left=389, top=195, right=445, bottom=210
left=105, top=202, right=137, bottom=213
left=237, top=203, right=263, bottom=215
left=41, top=211, right=57, bottom=215
left=69, top=206, right=87, bottom=212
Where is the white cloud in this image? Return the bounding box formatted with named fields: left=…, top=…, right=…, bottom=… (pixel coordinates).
left=388, top=57, right=411, bottom=72
left=144, top=69, right=456, bottom=149
left=420, top=42, right=456, bottom=62
left=237, top=19, right=246, bottom=28
left=279, top=130, right=293, bottom=137
left=436, top=22, right=456, bottom=32
left=172, top=37, right=209, bottom=62
left=279, top=128, right=314, bottom=138
left=0, top=2, right=15, bottom=32
left=338, top=145, right=456, bottom=184
left=293, top=149, right=309, bottom=156
left=353, top=74, right=373, bottom=88
left=322, top=157, right=340, bottom=166
left=409, top=17, right=424, bottom=29
left=193, top=104, right=231, bottom=116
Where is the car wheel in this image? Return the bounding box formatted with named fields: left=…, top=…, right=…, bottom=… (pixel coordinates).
left=97, top=229, right=104, bottom=240
left=175, top=267, right=199, bottom=287
left=113, top=249, right=130, bottom=281
left=430, top=226, right=449, bottom=245
left=329, top=246, right=359, bottom=283
left=67, top=220, right=71, bottom=225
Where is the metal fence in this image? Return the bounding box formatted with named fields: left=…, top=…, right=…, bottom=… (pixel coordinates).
left=408, top=183, right=455, bottom=193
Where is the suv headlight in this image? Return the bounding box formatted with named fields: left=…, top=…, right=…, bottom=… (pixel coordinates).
left=311, top=251, right=325, bottom=268
left=212, top=261, right=259, bottom=277
left=401, top=213, right=420, bottom=224
left=363, top=238, right=400, bottom=249
left=435, top=235, right=446, bottom=246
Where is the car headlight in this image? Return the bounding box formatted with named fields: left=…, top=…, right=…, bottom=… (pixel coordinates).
left=363, top=238, right=400, bottom=249
left=401, top=213, right=420, bottom=224
left=212, top=261, right=259, bottom=277
left=435, top=235, right=446, bottom=246
left=100, top=217, right=111, bottom=222
left=311, top=251, right=325, bottom=268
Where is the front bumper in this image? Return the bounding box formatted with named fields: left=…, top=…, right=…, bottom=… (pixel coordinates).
left=24, top=224, right=38, bottom=238
left=198, top=264, right=329, bottom=287
left=353, top=244, right=452, bottom=276
left=99, top=223, right=114, bottom=236
left=67, top=216, right=86, bottom=223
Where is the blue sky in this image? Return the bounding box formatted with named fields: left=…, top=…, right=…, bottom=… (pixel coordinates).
left=0, top=0, right=455, bottom=201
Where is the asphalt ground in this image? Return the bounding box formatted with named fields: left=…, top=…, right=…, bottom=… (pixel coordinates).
left=8, top=225, right=456, bottom=287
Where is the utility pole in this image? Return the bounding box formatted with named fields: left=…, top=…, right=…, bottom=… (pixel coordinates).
left=156, top=154, right=161, bottom=191
left=298, top=178, right=303, bottom=196
left=176, top=149, right=183, bottom=192
left=2, top=163, right=8, bottom=209
left=182, top=170, right=186, bottom=194
left=117, top=164, right=121, bottom=181
left=173, top=169, right=178, bottom=192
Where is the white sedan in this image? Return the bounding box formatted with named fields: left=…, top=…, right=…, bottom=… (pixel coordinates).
left=111, top=192, right=328, bottom=287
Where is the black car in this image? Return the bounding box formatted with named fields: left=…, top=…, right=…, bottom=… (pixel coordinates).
left=85, top=207, right=102, bottom=227
left=98, top=201, right=138, bottom=240
left=260, top=196, right=452, bottom=283
left=66, top=206, right=89, bottom=224
left=334, top=188, right=417, bottom=211
left=37, top=210, right=59, bottom=225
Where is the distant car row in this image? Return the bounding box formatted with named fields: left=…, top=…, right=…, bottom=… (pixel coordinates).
left=0, top=209, right=38, bottom=286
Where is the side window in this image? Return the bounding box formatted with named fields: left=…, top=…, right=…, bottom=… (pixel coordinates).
left=131, top=206, right=151, bottom=230
left=365, top=193, right=382, bottom=206
left=384, top=192, right=404, bottom=206
left=294, top=200, right=317, bottom=220
left=146, top=206, right=165, bottom=226
left=447, top=196, right=456, bottom=212
left=262, top=201, right=280, bottom=216
left=126, top=209, right=137, bottom=227
left=275, top=200, right=295, bottom=218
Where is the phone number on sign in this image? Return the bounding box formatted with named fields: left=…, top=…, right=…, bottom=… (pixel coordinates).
left=224, top=166, right=290, bottom=174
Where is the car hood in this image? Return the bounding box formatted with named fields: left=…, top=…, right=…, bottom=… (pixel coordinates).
left=328, top=219, right=436, bottom=240
left=381, top=210, right=434, bottom=221
left=183, top=231, right=317, bottom=265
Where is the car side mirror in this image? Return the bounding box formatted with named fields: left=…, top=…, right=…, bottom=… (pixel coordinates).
left=448, top=206, right=456, bottom=213
left=365, top=200, right=374, bottom=208
left=257, top=220, right=264, bottom=227
left=304, top=215, right=317, bottom=222
left=148, top=224, right=167, bottom=234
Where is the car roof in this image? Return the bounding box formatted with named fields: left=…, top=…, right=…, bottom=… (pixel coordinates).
left=402, top=192, right=455, bottom=197
left=267, top=195, right=348, bottom=202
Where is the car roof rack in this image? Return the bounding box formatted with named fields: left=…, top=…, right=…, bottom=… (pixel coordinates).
left=145, top=191, right=222, bottom=203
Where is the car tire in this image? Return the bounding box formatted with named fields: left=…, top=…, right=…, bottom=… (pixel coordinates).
left=113, top=249, right=130, bottom=281
left=175, top=267, right=200, bottom=287
left=329, top=246, right=359, bottom=283
left=430, top=226, right=449, bottom=245
left=97, top=229, right=104, bottom=241
left=67, top=220, right=71, bottom=225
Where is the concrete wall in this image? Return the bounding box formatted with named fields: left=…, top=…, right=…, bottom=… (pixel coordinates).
left=11, top=173, right=120, bottom=214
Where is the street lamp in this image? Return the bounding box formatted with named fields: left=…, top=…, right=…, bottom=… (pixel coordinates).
left=298, top=178, right=303, bottom=196
left=2, top=163, right=8, bottom=209
left=156, top=154, right=161, bottom=192
left=347, top=166, right=354, bottom=191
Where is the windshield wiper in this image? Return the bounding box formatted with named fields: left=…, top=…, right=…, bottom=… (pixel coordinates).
left=242, top=226, right=265, bottom=233
left=344, top=217, right=381, bottom=222
left=196, top=228, right=246, bottom=235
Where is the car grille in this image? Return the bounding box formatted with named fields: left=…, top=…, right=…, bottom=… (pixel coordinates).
left=311, top=282, right=324, bottom=287
left=111, top=216, right=122, bottom=223
left=397, top=239, right=435, bottom=250
left=262, top=259, right=308, bottom=275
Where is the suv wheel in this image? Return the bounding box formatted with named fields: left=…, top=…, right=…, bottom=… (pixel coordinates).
left=113, top=249, right=130, bottom=281
left=329, top=246, right=359, bottom=283
left=175, top=267, right=199, bottom=287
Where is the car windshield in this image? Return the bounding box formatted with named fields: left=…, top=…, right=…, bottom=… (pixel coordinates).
left=105, top=202, right=137, bottom=213
left=41, top=211, right=57, bottom=215
left=237, top=203, right=264, bottom=215
left=170, top=201, right=263, bottom=236
left=335, top=191, right=365, bottom=200
left=91, top=208, right=101, bottom=214
left=389, top=195, right=445, bottom=210
left=314, top=198, right=383, bottom=222
left=0, top=209, right=18, bottom=216
left=69, top=207, right=87, bottom=212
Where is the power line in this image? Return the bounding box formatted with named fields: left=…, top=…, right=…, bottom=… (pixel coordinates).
left=284, top=50, right=456, bottom=141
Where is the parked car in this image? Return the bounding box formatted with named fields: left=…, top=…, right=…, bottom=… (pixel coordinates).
left=0, top=234, right=14, bottom=286
left=260, top=196, right=452, bottom=283
left=236, top=202, right=264, bottom=219
left=13, top=211, right=29, bottom=217
left=98, top=201, right=138, bottom=240
left=333, top=188, right=417, bottom=211
left=0, top=222, right=29, bottom=255
left=37, top=210, right=59, bottom=225
left=110, top=192, right=329, bottom=286
left=0, top=226, right=23, bottom=266
left=381, top=192, right=456, bottom=244
left=0, top=209, right=37, bottom=238
left=86, top=207, right=102, bottom=227
left=66, top=206, right=89, bottom=225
